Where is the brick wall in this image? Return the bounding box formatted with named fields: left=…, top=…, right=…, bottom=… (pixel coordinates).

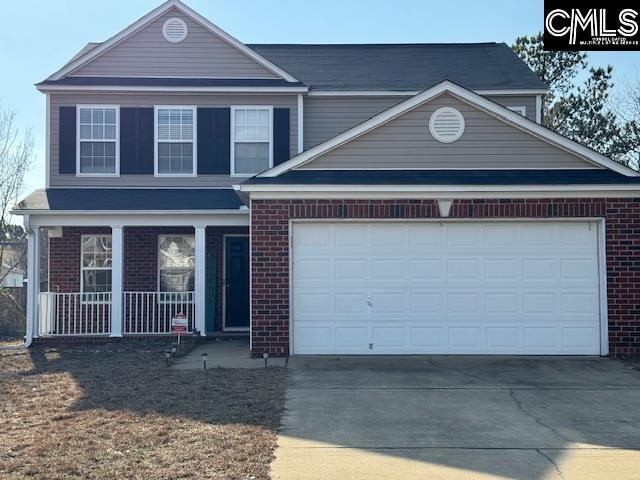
left=49, top=225, right=248, bottom=332
left=250, top=198, right=640, bottom=357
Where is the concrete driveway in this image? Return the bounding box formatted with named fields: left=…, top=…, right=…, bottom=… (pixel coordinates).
left=271, top=356, right=640, bottom=480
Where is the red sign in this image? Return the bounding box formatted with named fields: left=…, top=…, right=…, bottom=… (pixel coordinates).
left=171, top=312, right=188, bottom=335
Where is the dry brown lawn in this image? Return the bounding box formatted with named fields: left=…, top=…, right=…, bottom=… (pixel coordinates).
left=0, top=342, right=286, bottom=479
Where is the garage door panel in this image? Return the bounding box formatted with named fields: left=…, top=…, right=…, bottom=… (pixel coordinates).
left=371, top=224, right=407, bottom=247
left=486, top=327, right=520, bottom=348
left=334, top=327, right=368, bottom=349
left=446, top=258, right=481, bottom=281
left=446, top=224, right=482, bottom=247
left=334, top=224, right=368, bottom=246
left=335, top=258, right=368, bottom=281
left=292, top=222, right=601, bottom=355
left=410, top=258, right=443, bottom=280
left=372, top=259, right=406, bottom=281
left=485, top=258, right=520, bottom=281
left=562, top=327, right=599, bottom=349
left=449, top=327, right=482, bottom=348
left=409, top=224, right=443, bottom=247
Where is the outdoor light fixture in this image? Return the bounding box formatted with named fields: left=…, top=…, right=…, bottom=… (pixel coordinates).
left=263, top=352, right=269, bottom=368
left=201, top=352, right=208, bottom=369
left=164, top=349, right=172, bottom=366
left=171, top=346, right=177, bottom=355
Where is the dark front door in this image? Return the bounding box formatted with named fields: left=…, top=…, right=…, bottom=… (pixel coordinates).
left=224, top=236, right=250, bottom=330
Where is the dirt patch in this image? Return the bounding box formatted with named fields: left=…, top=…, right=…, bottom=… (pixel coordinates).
left=0, top=341, right=286, bottom=479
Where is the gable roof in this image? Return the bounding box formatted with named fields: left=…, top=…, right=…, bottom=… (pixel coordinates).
left=46, top=0, right=298, bottom=83
left=260, top=80, right=638, bottom=178
left=249, top=43, right=548, bottom=92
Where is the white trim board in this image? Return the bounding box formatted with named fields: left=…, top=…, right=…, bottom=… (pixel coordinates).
left=36, top=85, right=309, bottom=93
left=307, top=89, right=549, bottom=97
left=236, top=183, right=640, bottom=200
left=47, top=0, right=298, bottom=83
left=22, top=211, right=249, bottom=228
left=260, top=81, right=639, bottom=178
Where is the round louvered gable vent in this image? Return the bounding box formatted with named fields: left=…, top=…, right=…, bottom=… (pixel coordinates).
left=163, top=18, right=188, bottom=43
left=429, top=107, right=465, bottom=143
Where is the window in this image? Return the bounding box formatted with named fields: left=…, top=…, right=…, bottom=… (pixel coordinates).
left=507, top=106, right=527, bottom=117
left=81, top=235, right=112, bottom=301
left=158, top=235, right=195, bottom=292
left=77, top=105, right=119, bottom=175
left=155, top=106, right=197, bottom=176
left=231, top=106, right=273, bottom=176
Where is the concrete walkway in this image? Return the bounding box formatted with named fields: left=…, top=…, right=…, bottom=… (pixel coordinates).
left=272, top=356, right=640, bottom=480
left=172, top=340, right=287, bottom=369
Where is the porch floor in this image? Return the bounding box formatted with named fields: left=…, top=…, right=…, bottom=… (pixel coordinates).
left=173, top=340, right=287, bottom=370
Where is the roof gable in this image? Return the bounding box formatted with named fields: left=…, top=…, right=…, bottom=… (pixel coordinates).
left=298, top=92, right=595, bottom=171
left=262, top=81, right=638, bottom=178
left=47, top=0, right=297, bottom=82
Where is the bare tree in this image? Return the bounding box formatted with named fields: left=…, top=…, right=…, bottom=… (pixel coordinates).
left=0, top=103, right=33, bottom=338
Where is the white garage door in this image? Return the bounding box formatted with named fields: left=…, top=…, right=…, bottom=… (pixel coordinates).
left=291, top=221, right=602, bottom=355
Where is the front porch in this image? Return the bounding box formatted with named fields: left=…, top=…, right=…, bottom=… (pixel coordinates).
left=17, top=196, right=252, bottom=342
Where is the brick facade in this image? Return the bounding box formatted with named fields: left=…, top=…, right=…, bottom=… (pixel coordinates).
left=48, top=225, right=248, bottom=332
left=250, top=198, right=640, bottom=357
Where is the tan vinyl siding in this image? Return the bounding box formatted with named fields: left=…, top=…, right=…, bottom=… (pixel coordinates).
left=299, top=93, right=598, bottom=170
left=304, top=94, right=539, bottom=150
left=304, top=96, right=404, bottom=150
left=71, top=8, right=279, bottom=79
left=49, top=93, right=297, bottom=187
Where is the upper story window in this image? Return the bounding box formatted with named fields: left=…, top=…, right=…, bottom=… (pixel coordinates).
left=507, top=106, right=527, bottom=117
left=77, top=105, right=119, bottom=176
left=231, top=106, right=273, bottom=176
left=154, top=106, right=197, bottom=176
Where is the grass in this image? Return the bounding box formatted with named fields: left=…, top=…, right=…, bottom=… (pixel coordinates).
left=0, top=342, right=286, bottom=480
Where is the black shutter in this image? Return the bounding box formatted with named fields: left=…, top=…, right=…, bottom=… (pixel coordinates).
left=59, top=107, right=76, bottom=174
left=197, top=107, right=230, bottom=175
left=273, top=108, right=290, bottom=165
left=120, top=107, right=154, bottom=174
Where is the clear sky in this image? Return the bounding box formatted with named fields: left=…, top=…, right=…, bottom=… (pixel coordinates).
left=1, top=0, right=638, bottom=195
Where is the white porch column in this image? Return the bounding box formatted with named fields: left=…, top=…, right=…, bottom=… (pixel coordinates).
left=194, top=225, right=206, bottom=336
left=110, top=225, right=124, bottom=337
left=25, top=224, right=41, bottom=340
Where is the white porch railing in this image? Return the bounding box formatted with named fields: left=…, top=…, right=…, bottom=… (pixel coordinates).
left=36, top=291, right=195, bottom=336
left=38, top=292, right=112, bottom=336
left=123, top=292, right=195, bottom=334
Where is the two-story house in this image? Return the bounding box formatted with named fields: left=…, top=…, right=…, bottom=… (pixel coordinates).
left=14, top=0, right=640, bottom=356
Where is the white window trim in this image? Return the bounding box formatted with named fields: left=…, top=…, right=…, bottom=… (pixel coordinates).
left=157, top=234, right=196, bottom=294
left=507, top=105, right=527, bottom=116
left=230, top=105, right=274, bottom=178
left=80, top=234, right=112, bottom=303
left=154, top=105, right=198, bottom=177
left=76, top=104, right=120, bottom=177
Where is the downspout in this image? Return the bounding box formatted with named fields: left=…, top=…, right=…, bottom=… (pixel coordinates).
left=22, top=214, right=34, bottom=348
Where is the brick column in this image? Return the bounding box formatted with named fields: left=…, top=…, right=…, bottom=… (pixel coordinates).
left=251, top=200, right=290, bottom=356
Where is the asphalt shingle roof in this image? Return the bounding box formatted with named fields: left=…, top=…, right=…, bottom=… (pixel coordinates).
left=14, top=189, right=245, bottom=211
left=242, top=169, right=640, bottom=185
left=248, top=43, right=548, bottom=91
